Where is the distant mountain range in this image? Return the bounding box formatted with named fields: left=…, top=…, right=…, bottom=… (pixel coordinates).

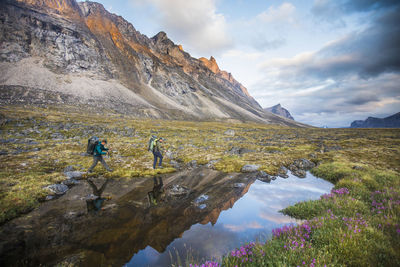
left=0, top=0, right=307, bottom=127
left=350, top=112, right=400, bottom=128
left=264, top=104, right=294, bottom=120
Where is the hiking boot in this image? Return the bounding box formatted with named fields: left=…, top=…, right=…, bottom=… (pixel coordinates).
left=107, top=169, right=114, bottom=172
left=158, top=166, right=164, bottom=169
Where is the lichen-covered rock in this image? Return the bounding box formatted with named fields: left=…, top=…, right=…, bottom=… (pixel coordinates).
left=64, top=171, right=85, bottom=179
left=45, top=184, right=68, bottom=195
left=277, top=166, right=289, bottom=178
left=256, top=171, right=271, bottom=183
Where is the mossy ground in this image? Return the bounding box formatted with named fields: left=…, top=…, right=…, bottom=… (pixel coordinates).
left=1, top=105, right=400, bottom=266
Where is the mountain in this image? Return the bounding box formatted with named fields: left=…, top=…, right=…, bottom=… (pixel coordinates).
left=350, top=112, right=400, bottom=128
left=264, top=104, right=294, bottom=120
left=0, top=0, right=306, bottom=127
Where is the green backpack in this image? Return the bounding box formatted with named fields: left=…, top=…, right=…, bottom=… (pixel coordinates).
left=148, top=135, right=157, bottom=152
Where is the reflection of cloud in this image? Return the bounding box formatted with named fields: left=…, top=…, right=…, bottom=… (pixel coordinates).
left=224, top=221, right=264, bottom=232
left=259, top=210, right=298, bottom=224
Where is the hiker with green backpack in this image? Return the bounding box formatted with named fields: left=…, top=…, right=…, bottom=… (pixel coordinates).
left=87, top=137, right=113, bottom=173
left=149, top=136, right=165, bottom=169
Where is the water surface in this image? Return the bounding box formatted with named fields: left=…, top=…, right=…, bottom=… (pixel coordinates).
left=127, top=172, right=333, bottom=266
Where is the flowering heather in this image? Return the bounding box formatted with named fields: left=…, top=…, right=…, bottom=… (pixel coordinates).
left=321, top=187, right=349, bottom=199
left=189, top=261, right=220, bottom=267
left=229, top=242, right=256, bottom=263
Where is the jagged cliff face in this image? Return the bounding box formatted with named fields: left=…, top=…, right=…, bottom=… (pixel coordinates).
left=0, top=0, right=305, bottom=126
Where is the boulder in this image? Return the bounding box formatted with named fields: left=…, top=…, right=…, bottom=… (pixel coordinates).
left=224, top=129, right=235, bottom=136
left=256, top=171, right=271, bottom=183
left=292, top=159, right=315, bottom=170
left=187, top=160, right=198, bottom=169
left=46, top=184, right=69, bottom=195
left=227, top=147, right=254, bottom=155
left=206, top=159, right=220, bottom=169
left=64, top=171, right=85, bottom=179
left=241, top=164, right=260, bottom=173
left=62, top=179, right=80, bottom=186
left=277, top=166, right=289, bottom=178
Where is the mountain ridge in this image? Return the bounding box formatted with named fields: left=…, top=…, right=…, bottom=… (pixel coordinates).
left=0, top=0, right=306, bottom=127
left=350, top=112, right=400, bottom=128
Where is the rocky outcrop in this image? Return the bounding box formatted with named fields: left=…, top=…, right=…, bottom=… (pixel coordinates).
left=350, top=112, right=400, bottom=128
left=0, top=0, right=307, bottom=127
left=264, top=104, right=295, bottom=120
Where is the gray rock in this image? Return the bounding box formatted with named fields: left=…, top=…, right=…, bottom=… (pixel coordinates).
left=64, top=165, right=76, bottom=172
left=170, top=160, right=181, bottom=169
left=256, top=171, right=271, bottom=183
left=224, top=129, right=235, bottom=136
left=277, top=166, right=289, bottom=178
left=292, top=159, right=316, bottom=170
left=187, top=160, right=198, bottom=169
left=227, top=147, right=254, bottom=155
left=62, top=179, right=80, bottom=186
left=206, top=159, right=220, bottom=169
left=64, top=171, right=85, bottom=179
left=241, top=164, right=260, bottom=173
left=352, top=165, right=365, bottom=171
left=233, top=183, right=246, bottom=188
left=46, top=184, right=69, bottom=195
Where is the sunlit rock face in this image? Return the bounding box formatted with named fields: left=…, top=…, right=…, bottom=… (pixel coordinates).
left=0, top=0, right=305, bottom=126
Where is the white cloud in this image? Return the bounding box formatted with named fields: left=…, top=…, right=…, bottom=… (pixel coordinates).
left=256, top=2, right=296, bottom=25
left=131, top=0, right=232, bottom=56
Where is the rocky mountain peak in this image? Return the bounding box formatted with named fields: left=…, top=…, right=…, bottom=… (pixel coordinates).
left=199, top=56, right=221, bottom=74
left=264, top=104, right=295, bottom=120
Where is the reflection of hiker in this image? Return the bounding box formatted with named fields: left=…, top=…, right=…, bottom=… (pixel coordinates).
left=151, top=137, right=165, bottom=169
left=148, top=177, right=164, bottom=206
left=88, top=139, right=113, bottom=172
left=86, top=179, right=110, bottom=213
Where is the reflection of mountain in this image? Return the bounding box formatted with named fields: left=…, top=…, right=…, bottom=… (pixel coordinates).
left=0, top=168, right=256, bottom=266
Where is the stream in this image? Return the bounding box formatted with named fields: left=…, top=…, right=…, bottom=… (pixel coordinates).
left=0, top=168, right=333, bottom=267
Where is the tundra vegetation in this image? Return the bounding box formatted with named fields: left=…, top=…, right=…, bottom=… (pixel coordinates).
left=0, top=105, right=399, bottom=266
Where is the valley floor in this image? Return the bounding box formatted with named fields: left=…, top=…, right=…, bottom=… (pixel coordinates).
left=0, top=104, right=399, bottom=266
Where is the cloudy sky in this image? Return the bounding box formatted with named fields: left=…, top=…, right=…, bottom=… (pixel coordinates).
left=92, top=0, right=400, bottom=127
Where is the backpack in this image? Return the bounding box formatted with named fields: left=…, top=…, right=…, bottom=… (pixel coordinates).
left=148, top=135, right=157, bottom=152
left=87, top=136, right=99, bottom=155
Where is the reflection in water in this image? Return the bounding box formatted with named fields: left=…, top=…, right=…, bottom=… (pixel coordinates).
left=86, top=178, right=110, bottom=213
left=0, top=169, right=333, bottom=267
left=147, top=177, right=164, bottom=206
left=126, top=172, right=333, bottom=266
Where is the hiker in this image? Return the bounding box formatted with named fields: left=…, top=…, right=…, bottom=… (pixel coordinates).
left=86, top=178, right=110, bottom=213
left=152, top=137, right=165, bottom=169
left=88, top=139, right=113, bottom=172
left=148, top=177, right=164, bottom=206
